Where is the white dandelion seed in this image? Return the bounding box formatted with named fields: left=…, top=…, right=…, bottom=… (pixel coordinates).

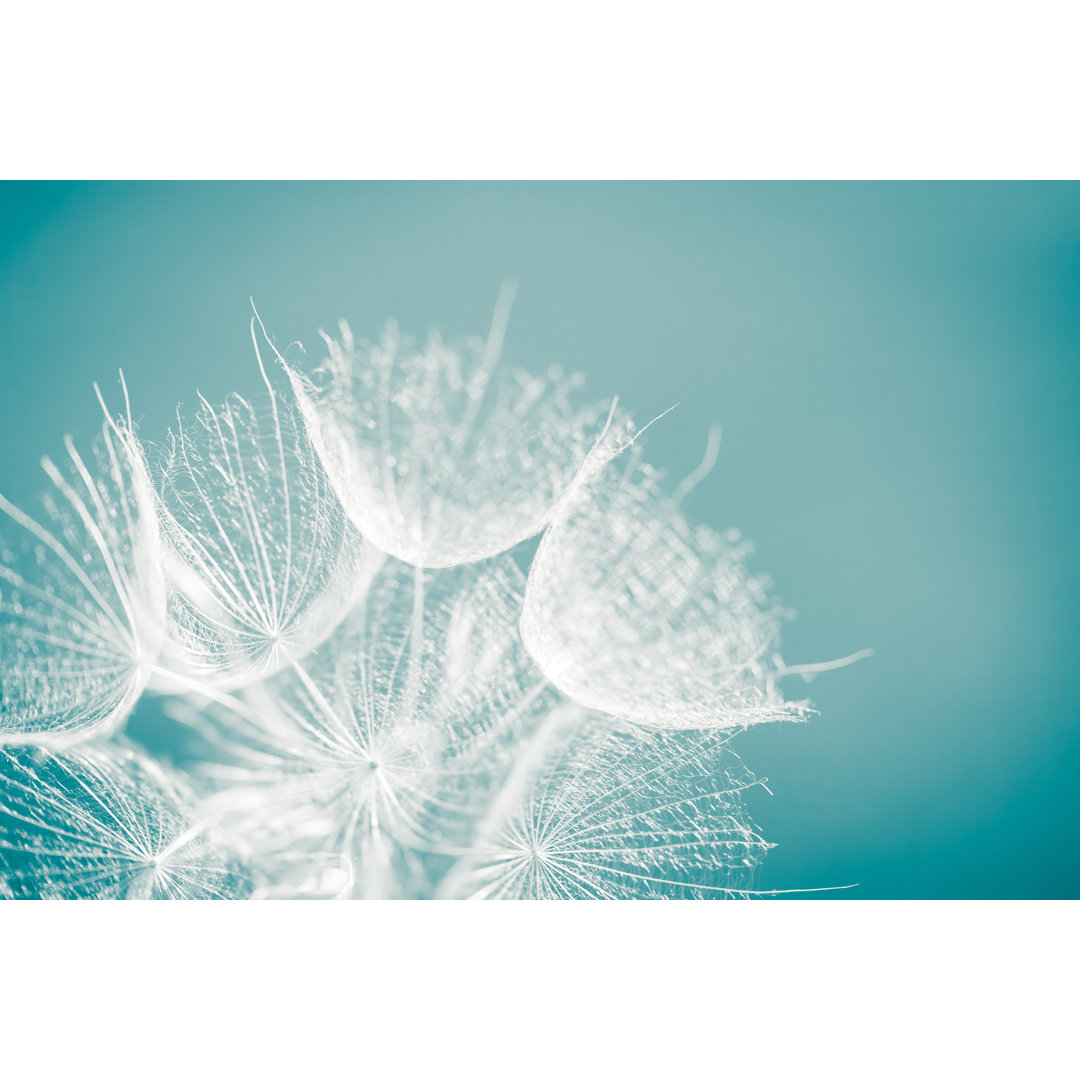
left=1, top=293, right=855, bottom=901
left=0, top=743, right=249, bottom=899
left=283, top=284, right=610, bottom=567
left=195, top=555, right=557, bottom=898
left=0, top=384, right=165, bottom=747
left=520, top=434, right=810, bottom=730
left=155, top=323, right=378, bottom=690
left=439, top=711, right=774, bottom=900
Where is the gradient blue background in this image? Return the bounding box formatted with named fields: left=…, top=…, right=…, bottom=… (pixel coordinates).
left=1, top=182, right=1076, bottom=898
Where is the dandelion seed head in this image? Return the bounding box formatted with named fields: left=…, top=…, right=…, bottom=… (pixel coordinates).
left=0, top=297, right=844, bottom=901
left=441, top=714, right=771, bottom=900
left=157, top=389, right=378, bottom=688
left=0, top=744, right=249, bottom=899
left=521, top=445, right=808, bottom=730
left=190, top=555, right=556, bottom=897
left=0, top=418, right=166, bottom=746
left=285, top=296, right=610, bottom=568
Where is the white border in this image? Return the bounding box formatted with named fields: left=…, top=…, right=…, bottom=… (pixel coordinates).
left=1, top=901, right=1075, bottom=1075
left=2, top=1, right=1078, bottom=178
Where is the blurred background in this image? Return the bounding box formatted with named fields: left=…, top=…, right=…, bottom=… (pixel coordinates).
left=1, top=181, right=1076, bottom=899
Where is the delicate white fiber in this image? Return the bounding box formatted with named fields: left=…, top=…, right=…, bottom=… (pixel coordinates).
left=0, top=743, right=248, bottom=899
left=521, top=443, right=809, bottom=729
left=284, top=287, right=609, bottom=568
left=194, top=556, right=557, bottom=898
left=156, top=333, right=377, bottom=689
left=440, top=711, right=772, bottom=900
left=0, top=298, right=855, bottom=900
left=0, top=401, right=165, bottom=746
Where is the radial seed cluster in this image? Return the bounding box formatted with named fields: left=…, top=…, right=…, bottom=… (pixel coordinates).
left=0, top=300, right=810, bottom=899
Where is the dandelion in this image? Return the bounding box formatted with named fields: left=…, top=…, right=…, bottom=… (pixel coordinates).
left=439, top=711, right=772, bottom=900
left=0, top=743, right=249, bottom=899
left=196, top=556, right=557, bottom=898
left=0, top=389, right=165, bottom=747
left=156, top=323, right=378, bottom=690
left=283, top=285, right=609, bottom=568
left=520, top=439, right=809, bottom=730
left=0, top=297, right=857, bottom=901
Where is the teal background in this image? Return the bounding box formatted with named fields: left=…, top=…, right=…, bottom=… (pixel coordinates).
left=1, top=182, right=1077, bottom=899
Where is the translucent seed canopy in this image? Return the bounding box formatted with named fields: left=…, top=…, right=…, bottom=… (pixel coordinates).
left=521, top=449, right=807, bottom=730
left=0, top=298, right=837, bottom=902
left=0, top=744, right=250, bottom=899
left=157, top=387, right=377, bottom=689
left=285, top=303, right=608, bottom=567
left=243, top=557, right=553, bottom=883
left=441, top=714, right=771, bottom=899
left=0, top=419, right=165, bottom=746
left=200, top=556, right=557, bottom=898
